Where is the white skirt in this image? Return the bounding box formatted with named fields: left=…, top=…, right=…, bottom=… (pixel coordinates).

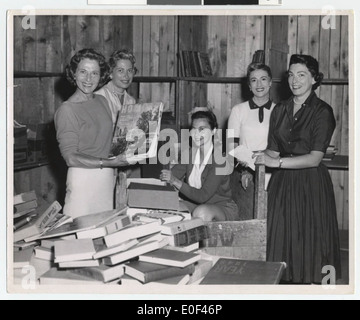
left=63, top=167, right=115, bottom=219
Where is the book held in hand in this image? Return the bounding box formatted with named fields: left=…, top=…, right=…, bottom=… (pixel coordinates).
left=109, top=102, right=164, bottom=161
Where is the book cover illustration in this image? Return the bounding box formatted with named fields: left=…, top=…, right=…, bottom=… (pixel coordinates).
left=109, top=102, right=164, bottom=161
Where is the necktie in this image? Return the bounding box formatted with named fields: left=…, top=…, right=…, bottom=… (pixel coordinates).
left=249, top=99, right=272, bottom=123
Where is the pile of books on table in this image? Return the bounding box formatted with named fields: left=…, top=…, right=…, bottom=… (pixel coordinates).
left=12, top=193, right=213, bottom=286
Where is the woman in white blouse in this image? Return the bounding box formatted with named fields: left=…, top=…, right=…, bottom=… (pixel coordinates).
left=227, top=63, right=275, bottom=219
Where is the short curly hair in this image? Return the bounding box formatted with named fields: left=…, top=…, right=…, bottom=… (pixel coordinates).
left=108, top=49, right=138, bottom=74
left=246, top=63, right=272, bottom=84
left=65, top=48, right=110, bottom=88
left=289, top=54, right=324, bottom=90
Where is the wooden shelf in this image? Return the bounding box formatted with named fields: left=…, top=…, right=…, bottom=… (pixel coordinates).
left=322, top=155, right=349, bottom=170
left=14, top=71, right=64, bottom=78
left=14, top=160, right=50, bottom=172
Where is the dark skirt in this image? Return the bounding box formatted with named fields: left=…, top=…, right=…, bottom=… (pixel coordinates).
left=266, top=163, right=342, bottom=284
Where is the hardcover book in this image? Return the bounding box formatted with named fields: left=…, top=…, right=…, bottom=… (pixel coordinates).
left=103, top=221, right=162, bottom=248
left=34, top=246, right=54, bottom=261
left=93, top=238, right=139, bottom=260
left=54, top=239, right=96, bottom=263
left=35, top=207, right=126, bottom=240
left=197, top=52, right=213, bottom=77
left=138, top=248, right=201, bottom=268
left=13, top=246, right=34, bottom=269
left=124, top=260, right=196, bottom=284
left=164, top=242, right=200, bottom=253
left=58, top=259, right=100, bottom=269
left=103, top=239, right=168, bottom=266
left=160, top=218, right=204, bottom=235
left=127, top=182, right=180, bottom=211
left=165, top=225, right=209, bottom=247
left=76, top=214, right=131, bottom=239
left=109, top=102, right=164, bottom=161
left=69, top=264, right=125, bottom=283
left=199, top=258, right=287, bottom=285
left=14, top=201, right=62, bottom=243
left=14, top=190, right=37, bottom=206
left=14, top=199, right=38, bottom=214
left=132, top=209, right=191, bottom=225
left=39, top=268, right=103, bottom=285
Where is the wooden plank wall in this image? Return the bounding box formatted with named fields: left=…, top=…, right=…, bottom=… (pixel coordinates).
left=178, top=16, right=265, bottom=129
left=13, top=15, right=177, bottom=207
left=133, top=16, right=177, bottom=114
left=287, top=15, right=349, bottom=230
left=207, top=16, right=265, bottom=129
left=13, top=14, right=349, bottom=230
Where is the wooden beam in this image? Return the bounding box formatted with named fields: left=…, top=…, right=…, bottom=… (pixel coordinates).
left=254, top=162, right=267, bottom=220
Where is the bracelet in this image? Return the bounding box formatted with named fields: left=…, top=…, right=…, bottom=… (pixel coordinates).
left=99, top=158, right=103, bottom=169
left=279, top=158, right=283, bottom=168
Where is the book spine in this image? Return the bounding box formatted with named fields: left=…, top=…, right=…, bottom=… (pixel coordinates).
left=105, top=215, right=131, bottom=234
left=170, top=225, right=209, bottom=246
left=192, top=51, right=202, bottom=77
left=183, top=51, right=192, bottom=77
left=161, top=219, right=204, bottom=235
left=188, top=51, right=197, bottom=77
left=178, top=52, right=185, bottom=77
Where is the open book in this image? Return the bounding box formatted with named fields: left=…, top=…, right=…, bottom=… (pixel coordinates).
left=109, top=102, right=164, bottom=162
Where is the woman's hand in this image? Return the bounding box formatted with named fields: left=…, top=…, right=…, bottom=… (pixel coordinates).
left=113, top=154, right=135, bottom=167
left=241, top=171, right=253, bottom=190
left=253, top=151, right=280, bottom=168
left=160, top=169, right=174, bottom=184
left=160, top=169, right=183, bottom=190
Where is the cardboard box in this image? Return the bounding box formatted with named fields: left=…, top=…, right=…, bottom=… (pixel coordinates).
left=127, top=182, right=180, bottom=211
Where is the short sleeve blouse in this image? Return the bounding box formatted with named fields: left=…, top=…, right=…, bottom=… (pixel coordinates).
left=267, top=92, right=336, bottom=156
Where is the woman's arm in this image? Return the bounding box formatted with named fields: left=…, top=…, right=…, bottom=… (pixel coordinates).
left=257, top=149, right=324, bottom=169
left=55, top=103, right=132, bottom=169
left=161, top=165, right=224, bottom=204
left=64, top=152, right=131, bottom=168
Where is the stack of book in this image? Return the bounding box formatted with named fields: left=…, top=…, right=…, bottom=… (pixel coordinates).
left=160, top=218, right=210, bottom=248
left=14, top=191, right=38, bottom=226
left=323, top=145, right=338, bottom=161
left=179, top=50, right=213, bottom=78
left=22, top=207, right=213, bottom=285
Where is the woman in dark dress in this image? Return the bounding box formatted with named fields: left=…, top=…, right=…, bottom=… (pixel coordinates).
left=255, top=54, right=341, bottom=284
